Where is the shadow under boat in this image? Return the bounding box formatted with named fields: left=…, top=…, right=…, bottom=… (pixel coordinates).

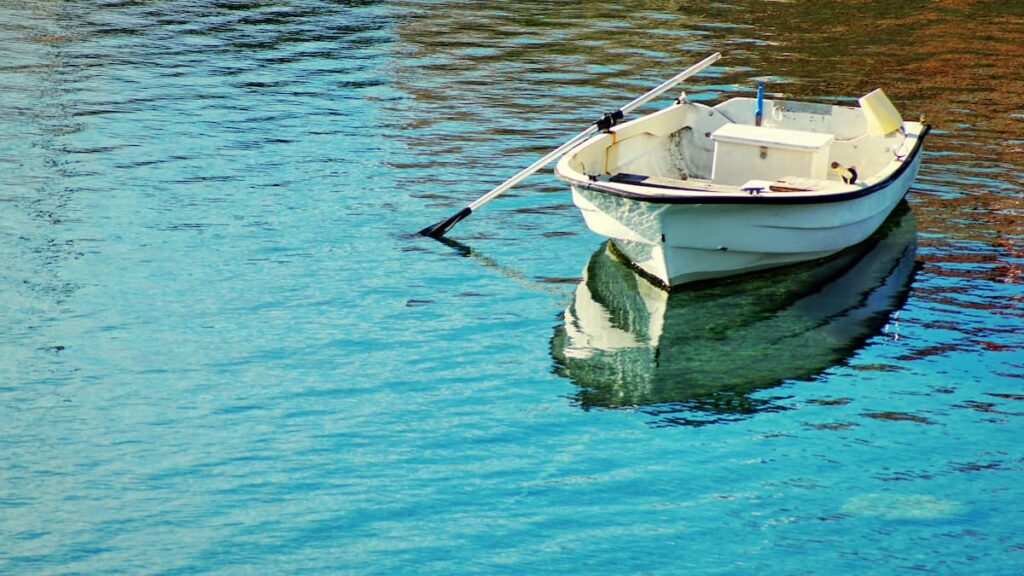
left=550, top=203, right=919, bottom=427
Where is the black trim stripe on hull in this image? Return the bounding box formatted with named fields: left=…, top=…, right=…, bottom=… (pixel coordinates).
left=570, top=124, right=931, bottom=205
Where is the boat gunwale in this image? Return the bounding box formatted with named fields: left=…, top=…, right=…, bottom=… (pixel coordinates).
left=559, top=123, right=931, bottom=206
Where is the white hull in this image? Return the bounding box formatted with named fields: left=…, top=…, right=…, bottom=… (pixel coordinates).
left=570, top=150, right=922, bottom=286
left=555, top=95, right=930, bottom=288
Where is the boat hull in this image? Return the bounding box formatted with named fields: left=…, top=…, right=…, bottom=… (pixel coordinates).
left=569, top=149, right=924, bottom=287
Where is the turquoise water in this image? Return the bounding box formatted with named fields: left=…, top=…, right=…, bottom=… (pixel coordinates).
left=2, top=1, right=1022, bottom=573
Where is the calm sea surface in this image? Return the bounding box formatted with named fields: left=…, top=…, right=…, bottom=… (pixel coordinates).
left=1, top=1, right=1022, bottom=573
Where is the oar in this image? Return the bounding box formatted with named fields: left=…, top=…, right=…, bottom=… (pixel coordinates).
left=418, top=51, right=722, bottom=238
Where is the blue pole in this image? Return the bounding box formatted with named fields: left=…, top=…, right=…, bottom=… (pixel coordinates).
left=755, top=81, right=765, bottom=126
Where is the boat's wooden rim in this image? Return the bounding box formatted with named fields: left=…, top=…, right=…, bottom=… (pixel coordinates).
left=561, top=124, right=931, bottom=205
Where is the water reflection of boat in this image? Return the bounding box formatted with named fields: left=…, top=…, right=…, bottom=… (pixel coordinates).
left=550, top=204, right=918, bottom=426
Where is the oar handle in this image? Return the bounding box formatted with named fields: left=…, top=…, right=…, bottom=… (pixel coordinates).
left=616, top=52, right=722, bottom=117
left=420, top=52, right=722, bottom=237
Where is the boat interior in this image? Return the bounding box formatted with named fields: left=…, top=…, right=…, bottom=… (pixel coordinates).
left=560, top=92, right=923, bottom=194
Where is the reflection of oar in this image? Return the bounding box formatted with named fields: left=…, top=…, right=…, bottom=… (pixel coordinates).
left=434, top=235, right=568, bottom=296
left=419, top=52, right=722, bottom=238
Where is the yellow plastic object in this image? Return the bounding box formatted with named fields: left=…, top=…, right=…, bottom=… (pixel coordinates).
left=859, top=88, right=903, bottom=136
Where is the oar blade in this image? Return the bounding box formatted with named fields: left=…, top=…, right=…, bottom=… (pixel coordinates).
left=419, top=207, right=472, bottom=238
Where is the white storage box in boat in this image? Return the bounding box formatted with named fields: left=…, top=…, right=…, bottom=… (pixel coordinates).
left=710, top=124, right=834, bottom=186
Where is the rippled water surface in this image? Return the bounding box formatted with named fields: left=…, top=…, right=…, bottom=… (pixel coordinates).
left=2, top=1, right=1022, bottom=573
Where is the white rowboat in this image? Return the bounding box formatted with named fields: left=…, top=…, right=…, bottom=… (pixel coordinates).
left=555, top=86, right=929, bottom=288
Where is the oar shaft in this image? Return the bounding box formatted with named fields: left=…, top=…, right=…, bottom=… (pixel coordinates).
left=468, top=125, right=598, bottom=211
left=417, top=128, right=599, bottom=237
left=468, top=50, right=723, bottom=213
left=420, top=52, right=722, bottom=238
